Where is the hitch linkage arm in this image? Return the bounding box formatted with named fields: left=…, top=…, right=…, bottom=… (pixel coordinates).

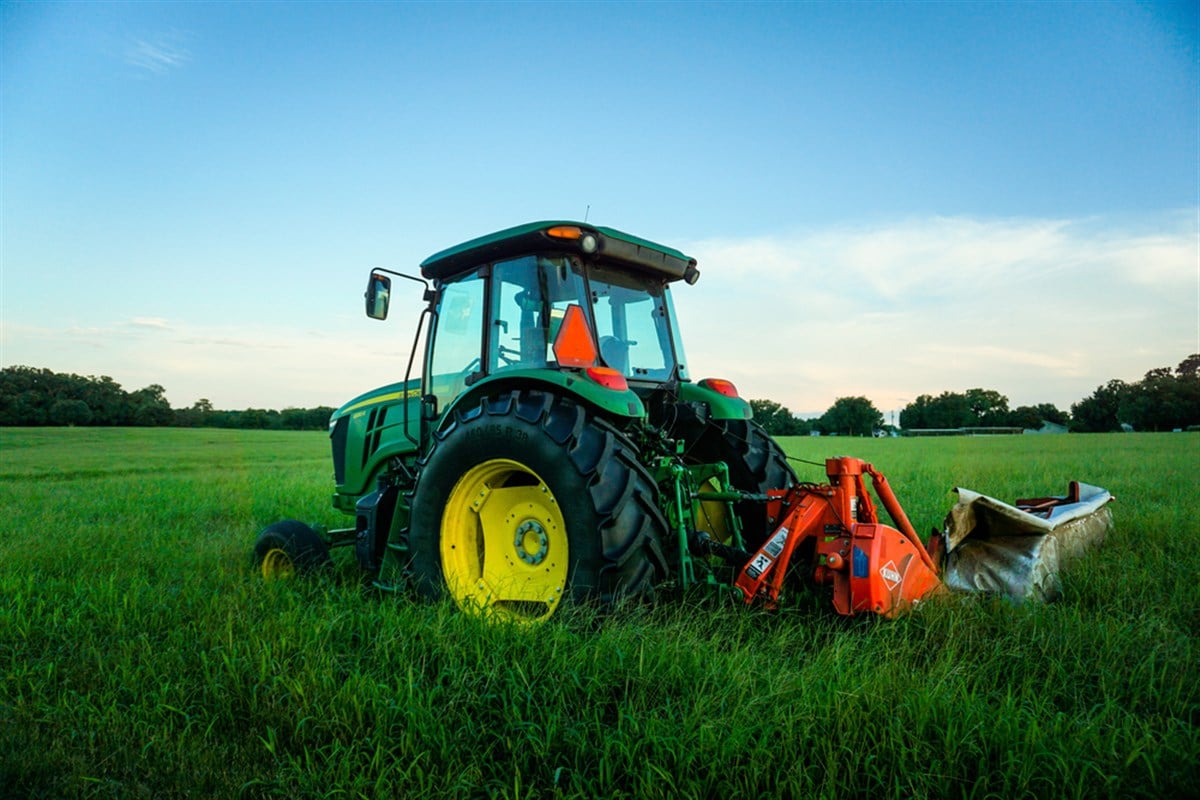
left=688, top=530, right=752, bottom=568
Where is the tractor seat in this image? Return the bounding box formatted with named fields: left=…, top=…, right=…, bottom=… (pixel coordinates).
left=599, top=336, right=629, bottom=375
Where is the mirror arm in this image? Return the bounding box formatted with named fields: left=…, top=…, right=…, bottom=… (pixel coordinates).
left=372, top=267, right=434, bottom=304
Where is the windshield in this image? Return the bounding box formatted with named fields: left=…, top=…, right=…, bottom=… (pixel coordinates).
left=490, top=255, right=590, bottom=373
left=454, top=254, right=687, bottom=386
left=587, top=263, right=687, bottom=382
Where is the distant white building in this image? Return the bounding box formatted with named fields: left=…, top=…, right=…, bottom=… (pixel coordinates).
left=1024, top=421, right=1068, bottom=435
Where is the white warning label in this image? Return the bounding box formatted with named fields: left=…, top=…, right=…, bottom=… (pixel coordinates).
left=749, top=553, right=772, bottom=576
left=763, top=528, right=789, bottom=558
left=879, top=560, right=902, bottom=589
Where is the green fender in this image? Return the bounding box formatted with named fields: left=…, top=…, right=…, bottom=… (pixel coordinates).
left=439, top=368, right=647, bottom=424
left=675, top=380, right=753, bottom=420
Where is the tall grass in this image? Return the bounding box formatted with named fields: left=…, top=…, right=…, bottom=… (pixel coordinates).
left=1, top=428, right=1196, bottom=798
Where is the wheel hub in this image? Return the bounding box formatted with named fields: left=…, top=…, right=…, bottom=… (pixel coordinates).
left=260, top=548, right=295, bottom=581
left=514, top=519, right=550, bottom=565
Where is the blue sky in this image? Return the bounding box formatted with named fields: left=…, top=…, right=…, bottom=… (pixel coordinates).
left=2, top=1, right=1197, bottom=418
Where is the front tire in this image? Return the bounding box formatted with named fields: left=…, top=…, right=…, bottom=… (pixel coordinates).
left=403, top=389, right=668, bottom=622
left=253, top=520, right=332, bottom=580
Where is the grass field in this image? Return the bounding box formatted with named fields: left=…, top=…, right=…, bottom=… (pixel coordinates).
left=1, top=427, right=1197, bottom=798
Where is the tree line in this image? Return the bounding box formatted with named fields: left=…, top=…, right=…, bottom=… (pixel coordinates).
left=4, top=355, right=1197, bottom=434
left=0, top=366, right=333, bottom=431
left=751, top=396, right=885, bottom=437
left=1068, top=354, right=1200, bottom=432
left=750, top=354, right=1200, bottom=436
left=899, top=389, right=1069, bottom=430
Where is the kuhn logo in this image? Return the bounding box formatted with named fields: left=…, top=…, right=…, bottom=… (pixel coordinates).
left=879, top=561, right=902, bottom=589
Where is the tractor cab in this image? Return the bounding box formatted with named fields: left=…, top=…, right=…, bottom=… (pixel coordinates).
left=364, top=221, right=716, bottom=424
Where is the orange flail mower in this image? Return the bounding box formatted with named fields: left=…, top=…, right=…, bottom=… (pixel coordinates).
left=733, top=457, right=944, bottom=617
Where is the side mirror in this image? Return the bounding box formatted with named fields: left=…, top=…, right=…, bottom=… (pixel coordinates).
left=365, top=272, right=391, bottom=320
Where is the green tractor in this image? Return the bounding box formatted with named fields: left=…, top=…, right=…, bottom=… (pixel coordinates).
left=255, top=221, right=796, bottom=622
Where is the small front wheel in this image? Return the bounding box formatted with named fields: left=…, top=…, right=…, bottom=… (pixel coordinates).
left=253, top=520, right=332, bottom=580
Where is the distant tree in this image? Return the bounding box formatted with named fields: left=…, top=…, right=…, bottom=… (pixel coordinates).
left=1007, top=402, right=1069, bottom=429
left=900, top=391, right=972, bottom=428
left=15, top=392, right=48, bottom=425
left=1071, top=379, right=1130, bottom=432
left=749, top=399, right=803, bottom=436
left=898, top=394, right=934, bottom=429
left=933, top=392, right=974, bottom=427
left=280, top=407, right=310, bottom=430
left=1007, top=406, right=1043, bottom=430
left=206, top=410, right=238, bottom=429
left=50, top=399, right=92, bottom=426
left=1032, top=402, right=1070, bottom=427
left=1118, top=360, right=1200, bottom=431
left=818, top=396, right=884, bottom=437
left=307, top=406, right=335, bottom=429
left=1177, top=353, right=1200, bottom=379
left=131, top=384, right=173, bottom=426
left=901, top=388, right=1020, bottom=429
left=965, top=388, right=1010, bottom=426
left=238, top=409, right=279, bottom=429
left=79, top=375, right=134, bottom=425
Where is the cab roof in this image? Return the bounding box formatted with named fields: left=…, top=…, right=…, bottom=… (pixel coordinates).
left=419, top=220, right=698, bottom=283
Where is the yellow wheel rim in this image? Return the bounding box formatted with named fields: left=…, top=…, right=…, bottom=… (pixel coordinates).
left=695, top=477, right=734, bottom=546
left=261, top=548, right=295, bottom=581
left=441, top=458, right=568, bottom=623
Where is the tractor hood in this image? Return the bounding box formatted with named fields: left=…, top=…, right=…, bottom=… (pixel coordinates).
left=331, top=380, right=421, bottom=422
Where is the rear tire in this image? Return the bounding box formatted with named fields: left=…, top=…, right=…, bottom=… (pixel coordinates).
left=253, top=520, right=332, bottom=580
left=664, top=410, right=797, bottom=548
left=403, top=389, right=668, bottom=622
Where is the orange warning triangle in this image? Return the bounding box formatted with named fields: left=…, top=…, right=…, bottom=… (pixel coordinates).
left=552, top=304, right=598, bottom=368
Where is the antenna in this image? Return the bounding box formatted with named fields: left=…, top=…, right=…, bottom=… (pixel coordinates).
left=584, top=204, right=590, bottom=223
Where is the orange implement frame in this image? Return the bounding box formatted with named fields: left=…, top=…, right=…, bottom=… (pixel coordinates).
left=734, top=457, right=943, bottom=617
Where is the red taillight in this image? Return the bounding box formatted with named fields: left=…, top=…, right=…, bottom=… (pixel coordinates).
left=586, top=367, right=629, bottom=391
left=700, top=378, right=739, bottom=398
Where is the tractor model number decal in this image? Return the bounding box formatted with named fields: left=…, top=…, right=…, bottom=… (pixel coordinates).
left=465, top=424, right=528, bottom=444
left=879, top=560, right=902, bottom=589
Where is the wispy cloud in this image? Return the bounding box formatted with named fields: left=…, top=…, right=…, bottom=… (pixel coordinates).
left=125, top=33, right=191, bottom=75
left=679, top=212, right=1199, bottom=415
left=128, top=317, right=171, bottom=330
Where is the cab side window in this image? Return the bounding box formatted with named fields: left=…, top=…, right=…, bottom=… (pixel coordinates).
left=429, top=272, right=485, bottom=405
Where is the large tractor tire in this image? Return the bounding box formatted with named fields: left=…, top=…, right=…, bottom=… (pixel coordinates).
left=667, top=411, right=798, bottom=548
left=253, top=520, right=332, bottom=580
left=404, top=389, right=668, bottom=622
